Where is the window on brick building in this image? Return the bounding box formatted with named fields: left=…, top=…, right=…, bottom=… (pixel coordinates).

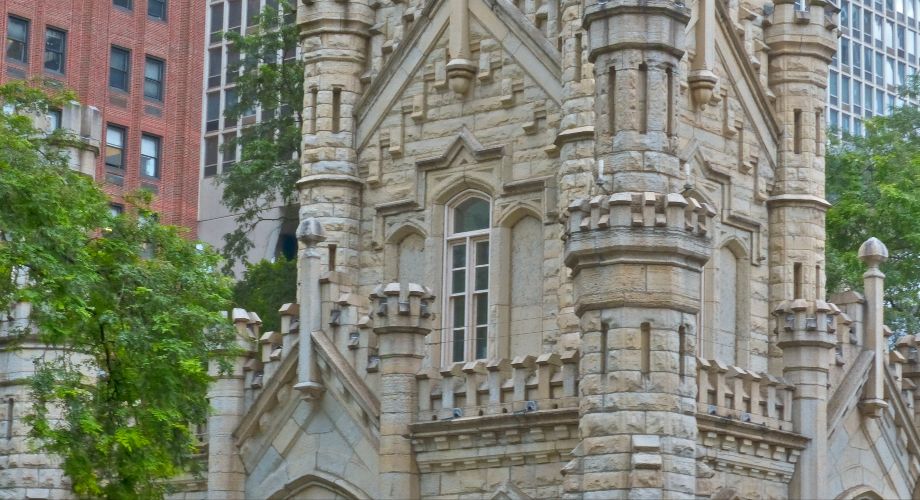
left=247, top=0, right=260, bottom=27
left=144, top=56, right=164, bottom=101
left=226, top=45, right=239, bottom=84
left=228, top=0, right=242, bottom=34
left=44, top=27, right=66, bottom=74
left=210, top=4, right=224, bottom=44
left=6, top=16, right=29, bottom=65
left=113, top=0, right=132, bottom=10
left=204, top=136, right=218, bottom=177
left=106, top=125, right=126, bottom=170
left=208, top=48, right=222, bottom=88
left=223, top=87, right=238, bottom=128
left=444, top=194, right=491, bottom=363
left=148, top=0, right=166, bottom=21
left=206, top=91, right=221, bottom=132
left=140, top=134, right=161, bottom=178
left=222, top=132, right=237, bottom=171
left=110, top=46, right=131, bottom=91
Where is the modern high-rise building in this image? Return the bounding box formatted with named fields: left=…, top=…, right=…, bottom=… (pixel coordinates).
left=1, top=0, right=204, bottom=232
left=197, top=0, right=299, bottom=274
left=829, top=0, right=920, bottom=133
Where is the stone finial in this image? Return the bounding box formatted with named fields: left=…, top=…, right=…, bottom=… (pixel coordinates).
left=296, top=217, right=326, bottom=245
left=858, top=237, right=889, bottom=267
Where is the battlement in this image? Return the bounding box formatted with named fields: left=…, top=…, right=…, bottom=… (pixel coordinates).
left=367, top=282, right=436, bottom=335
left=697, top=358, right=795, bottom=431
left=772, top=298, right=838, bottom=349
left=566, top=192, right=716, bottom=235
left=416, top=351, right=580, bottom=422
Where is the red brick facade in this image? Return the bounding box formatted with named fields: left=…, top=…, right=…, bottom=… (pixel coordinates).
left=0, top=0, right=204, bottom=234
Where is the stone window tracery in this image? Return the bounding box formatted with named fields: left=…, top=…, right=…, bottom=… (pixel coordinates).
left=444, top=194, right=491, bottom=363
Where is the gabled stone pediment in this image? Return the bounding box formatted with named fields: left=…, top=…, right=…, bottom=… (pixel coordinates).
left=355, top=0, right=562, bottom=150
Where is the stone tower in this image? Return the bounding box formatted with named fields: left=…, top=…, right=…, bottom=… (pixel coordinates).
left=764, top=1, right=837, bottom=498
left=562, top=0, right=713, bottom=497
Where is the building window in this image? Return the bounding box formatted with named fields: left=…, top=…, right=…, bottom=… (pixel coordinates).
left=113, top=0, right=132, bottom=9
left=206, top=91, right=221, bottom=132
left=106, top=125, right=126, bottom=170
left=208, top=48, right=222, bottom=88
left=223, top=88, right=238, bottom=128
left=222, top=132, right=237, bottom=171
left=204, top=136, right=219, bottom=177
left=48, top=109, right=62, bottom=131
left=445, top=194, right=491, bottom=363
left=148, top=0, right=166, bottom=20
left=109, top=46, right=130, bottom=91
left=247, top=0, right=261, bottom=27
left=209, top=3, right=224, bottom=44
left=225, top=45, right=239, bottom=84
left=43, top=27, right=66, bottom=74
left=140, top=134, right=161, bottom=178
left=6, top=16, right=29, bottom=65
left=144, top=57, right=164, bottom=101
left=228, top=0, right=242, bottom=34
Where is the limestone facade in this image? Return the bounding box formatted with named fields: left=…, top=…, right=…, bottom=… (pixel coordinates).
left=4, top=0, right=920, bottom=498
left=188, top=0, right=920, bottom=498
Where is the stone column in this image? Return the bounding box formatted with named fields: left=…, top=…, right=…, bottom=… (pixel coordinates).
left=297, top=0, right=374, bottom=277
left=562, top=2, right=710, bottom=498
left=772, top=298, right=836, bottom=500
left=294, top=217, right=325, bottom=399
left=763, top=0, right=838, bottom=374
left=371, top=283, right=434, bottom=500
left=858, top=237, right=890, bottom=416
left=206, top=310, right=250, bottom=499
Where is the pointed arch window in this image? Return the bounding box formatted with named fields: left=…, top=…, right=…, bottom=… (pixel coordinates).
left=445, top=194, right=491, bottom=363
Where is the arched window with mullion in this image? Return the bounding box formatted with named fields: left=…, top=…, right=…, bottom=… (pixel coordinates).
left=445, top=194, right=491, bottom=363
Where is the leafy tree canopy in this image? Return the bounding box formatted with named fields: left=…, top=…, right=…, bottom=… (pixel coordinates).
left=0, top=82, right=236, bottom=499
left=218, top=1, right=302, bottom=270
left=827, top=78, right=920, bottom=335
left=232, top=257, right=297, bottom=333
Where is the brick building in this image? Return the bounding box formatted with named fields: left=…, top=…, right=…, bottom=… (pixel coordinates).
left=0, top=0, right=204, bottom=232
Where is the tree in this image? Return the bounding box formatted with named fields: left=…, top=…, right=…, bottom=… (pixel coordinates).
left=232, top=257, right=298, bottom=333
left=826, top=78, right=920, bottom=335
left=218, top=1, right=303, bottom=269
left=0, top=82, right=236, bottom=498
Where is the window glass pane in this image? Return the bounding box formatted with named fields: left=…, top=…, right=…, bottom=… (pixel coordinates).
left=452, top=269, right=466, bottom=294
left=475, top=325, right=487, bottom=359
left=6, top=17, right=29, bottom=64
left=226, top=45, right=239, bottom=84
left=475, top=240, right=489, bottom=265
left=452, top=329, right=465, bottom=362
left=452, top=244, right=466, bottom=269
left=228, top=0, right=242, bottom=30
left=247, top=0, right=260, bottom=26
left=208, top=48, right=222, bottom=87
left=206, top=91, right=220, bottom=131
left=453, top=198, right=490, bottom=233
left=475, top=267, right=488, bottom=291
left=210, top=4, right=224, bottom=43
left=48, top=109, right=61, bottom=130
left=106, top=126, right=125, bottom=168
left=452, top=297, right=465, bottom=328
left=113, top=0, right=132, bottom=9
left=224, top=88, right=238, bottom=127
left=110, top=47, right=129, bottom=90
left=148, top=0, right=166, bottom=20
left=44, top=28, right=66, bottom=73
left=141, top=135, right=159, bottom=177
left=205, top=136, right=219, bottom=166
left=144, top=58, right=163, bottom=100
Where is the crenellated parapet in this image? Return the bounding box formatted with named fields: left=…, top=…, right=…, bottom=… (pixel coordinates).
left=416, top=351, right=580, bottom=422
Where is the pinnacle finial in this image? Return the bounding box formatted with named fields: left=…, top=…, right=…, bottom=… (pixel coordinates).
left=858, top=237, right=889, bottom=267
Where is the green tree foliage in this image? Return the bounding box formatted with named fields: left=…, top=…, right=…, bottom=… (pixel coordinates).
left=218, top=1, right=302, bottom=268
left=827, top=79, right=920, bottom=335
left=0, top=82, right=237, bottom=498
left=232, top=257, right=298, bottom=332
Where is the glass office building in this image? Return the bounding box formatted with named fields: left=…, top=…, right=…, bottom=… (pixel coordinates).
left=829, top=0, right=919, bottom=134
